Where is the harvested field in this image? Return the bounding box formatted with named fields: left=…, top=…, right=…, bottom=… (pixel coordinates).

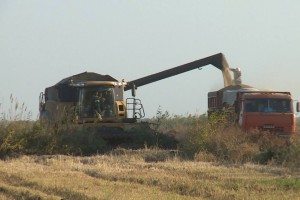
left=0, top=149, right=299, bottom=200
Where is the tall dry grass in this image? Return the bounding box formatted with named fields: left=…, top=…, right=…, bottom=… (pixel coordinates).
left=0, top=99, right=177, bottom=157
left=154, top=111, right=300, bottom=169
left=0, top=94, right=32, bottom=121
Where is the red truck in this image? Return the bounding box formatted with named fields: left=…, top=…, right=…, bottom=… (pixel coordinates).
left=208, top=85, right=300, bottom=136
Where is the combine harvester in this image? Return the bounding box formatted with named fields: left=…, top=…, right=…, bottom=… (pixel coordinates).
left=39, top=53, right=299, bottom=139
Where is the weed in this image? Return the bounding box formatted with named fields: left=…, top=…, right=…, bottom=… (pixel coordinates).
left=0, top=95, right=32, bottom=121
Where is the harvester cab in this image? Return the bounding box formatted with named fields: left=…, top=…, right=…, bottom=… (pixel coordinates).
left=39, top=72, right=145, bottom=125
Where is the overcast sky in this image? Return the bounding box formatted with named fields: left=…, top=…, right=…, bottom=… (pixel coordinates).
left=1, top=0, right=300, bottom=119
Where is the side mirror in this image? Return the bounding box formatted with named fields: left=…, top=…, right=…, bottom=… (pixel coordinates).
left=296, top=102, right=300, bottom=112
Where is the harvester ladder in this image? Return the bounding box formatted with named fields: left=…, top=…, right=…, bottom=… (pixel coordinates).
left=126, top=98, right=145, bottom=119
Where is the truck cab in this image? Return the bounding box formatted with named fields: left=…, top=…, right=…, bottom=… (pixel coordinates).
left=208, top=86, right=299, bottom=136
left=237, top=92, right=298, bottom=136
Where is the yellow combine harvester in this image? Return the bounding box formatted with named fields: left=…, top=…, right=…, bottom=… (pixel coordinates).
left=39, top=72, right=145, bottom=138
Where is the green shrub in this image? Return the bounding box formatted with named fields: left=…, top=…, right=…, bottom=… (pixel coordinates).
left=249, top=131, right=300, bottom=169
left=0, top=121, right=32, bottom=157
left=0, top=120, right=109, bottom=157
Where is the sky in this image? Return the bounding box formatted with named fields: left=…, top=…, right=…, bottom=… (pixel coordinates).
left=1, top=0, right=300, bottom=120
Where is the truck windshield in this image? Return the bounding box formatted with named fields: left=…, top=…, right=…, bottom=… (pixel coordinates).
left=244, top=99, right=291, bottom=113
left=80, top=86, right=115, bottom=118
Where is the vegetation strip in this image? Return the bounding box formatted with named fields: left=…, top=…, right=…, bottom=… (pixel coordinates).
left=0, top=170, right=92, bottom=200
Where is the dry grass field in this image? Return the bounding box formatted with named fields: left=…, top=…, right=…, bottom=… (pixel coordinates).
left=0, top=148, right=299, bottom=200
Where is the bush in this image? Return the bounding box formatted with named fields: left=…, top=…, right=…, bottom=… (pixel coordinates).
left=0, top=121, right=32, bottom=157
left=194, top=151, right=217, bottom=162
left=246, top=131, right=300, bottom=169
left=179, top=113, right=260, bottom=163
left=0, top=120, right=109, bottom=157
left=178, top=112, right=300, bottom=167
